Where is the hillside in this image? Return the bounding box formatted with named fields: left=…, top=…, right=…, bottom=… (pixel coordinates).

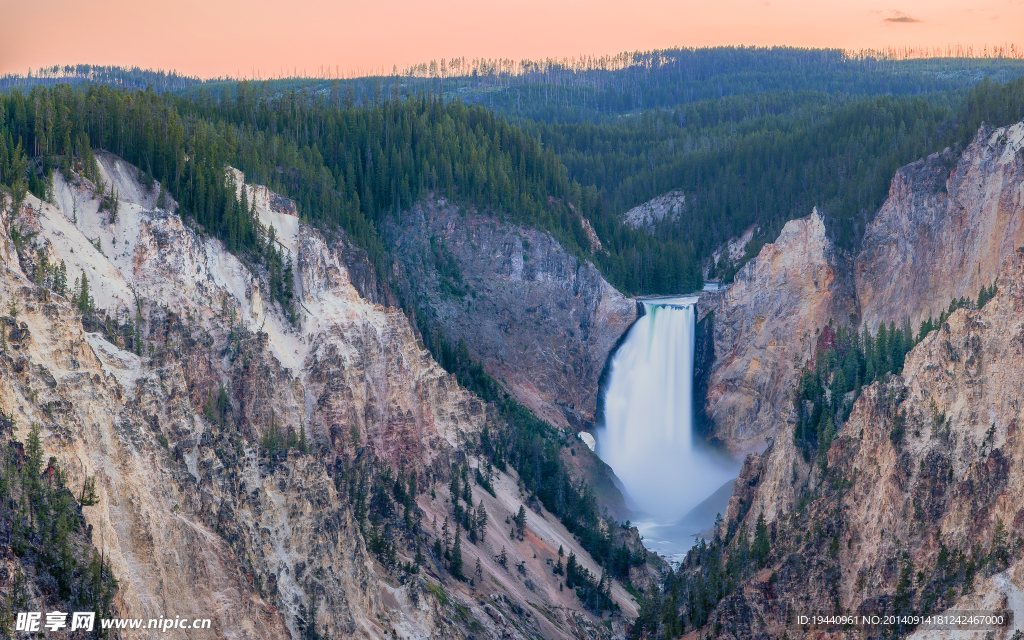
left=0, top=154, right=655, bottom=637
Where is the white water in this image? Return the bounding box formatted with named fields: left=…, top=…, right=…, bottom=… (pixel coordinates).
left=597, top=297, right=737, bottom=532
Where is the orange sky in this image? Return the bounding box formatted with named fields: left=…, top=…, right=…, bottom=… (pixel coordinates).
left=2, top=0, right=1023, bottom=79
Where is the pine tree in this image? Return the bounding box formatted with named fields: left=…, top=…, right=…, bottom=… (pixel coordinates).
left=566, top=552, right=579, bottom=588
left=204, top=388, right=217, bottom=422
left=157, top=180, right=168, bottom=210
left=752, top=512, right=770, bottom=566
left=462, top=472, right=472, bottom=504
left=53, top=260, right=67, bottom=297
left=75, top=273, right=93, bottom=314
left=875, top=322, right=888, bottom=375
left=450, top=524, right=464, bottom=579
left=889, top=321, right=901, bottom=374
left=515, top=505, right=527, bottom=540
left=863, top=326, right=875, bottom=381
left=450, top=473, right=460, bottom=504
left=476, top=500, right=488, bottom=542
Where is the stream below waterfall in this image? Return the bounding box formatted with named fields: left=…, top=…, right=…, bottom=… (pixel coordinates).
left=596, top=294, right=740, bottom=563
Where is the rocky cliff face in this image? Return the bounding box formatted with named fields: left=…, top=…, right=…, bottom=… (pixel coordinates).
left=700, top=209, right=857, bottom=454
left=695, top=252, right=1024, bottom=639
left=671, top=120, right=1024, bottom=639
left=0, top=155, right=640, bottom=638
left=697, top=123, right=1024, bottom=459
left=857, top=122, right=1024, bottom=332
left=622, top=190, right=686, bottom=231
left=386, top=198, right=637, bottom=431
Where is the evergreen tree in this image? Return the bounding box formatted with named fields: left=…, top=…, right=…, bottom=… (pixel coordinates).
left=462, top=471, right=472, bottom=504
left=53, top=260, right=67, bottom=297
left=450, top=473, right=460, bottom=504
left=74, top=273, right=93, bottom=314
left=566, top=552, right=579, bottom=588
left=475, top=501, right=488, bottom=542
left=514, top=505, right=527, bottom=540
left=752, top=513, right=770, bottom=567
left=442, top=516, right=451, bottom=552
left=450, top=524, right=464, bottom=579
left=875, top=322, right=889, bottom=375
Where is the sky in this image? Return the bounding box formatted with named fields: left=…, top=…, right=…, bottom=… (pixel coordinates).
left=2, top=0, right=1023, bottom=79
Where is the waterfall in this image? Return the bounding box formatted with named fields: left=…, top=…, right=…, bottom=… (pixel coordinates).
left=597, top=297, right=736, bottom=526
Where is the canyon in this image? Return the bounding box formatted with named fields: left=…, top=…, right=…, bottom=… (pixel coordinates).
left=1, top=101, right=1023, bottom=639
left=0, top=153, right=651, bottom=638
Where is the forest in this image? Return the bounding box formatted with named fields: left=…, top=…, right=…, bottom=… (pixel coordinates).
left=4, top=54, right=1024, bottom=298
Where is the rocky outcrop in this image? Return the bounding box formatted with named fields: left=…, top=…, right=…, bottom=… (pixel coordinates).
left=622, top=190, right=686, bottom=231
left=857, top=122, right=1024, bottom=332
left=386, top=198, right=637, bottom=431
left=0, top=158, right=638, bottom=638
left=698, top=252, right=1024, bottom=639
left=700, top=209, right=857, bottom=454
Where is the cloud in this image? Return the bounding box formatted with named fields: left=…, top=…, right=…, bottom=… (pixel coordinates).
left=884, top=11, right=922, bottom=22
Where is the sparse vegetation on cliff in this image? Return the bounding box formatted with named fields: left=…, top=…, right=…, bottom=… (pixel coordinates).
left=418, top=324, right=646, bottom=603
left=795, top=280, right=1002, bottom=464
left=0, top=417, right=118, bottom=626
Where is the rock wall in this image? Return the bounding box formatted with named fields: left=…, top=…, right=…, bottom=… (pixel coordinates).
left=622, top=190, right=685, bottom=231
left=857, top=122, right=1024, bottom=332
left=700, top=209, right=857, bottom=454
left=386, top=198, right=637, bottom=431
left=684, top=120, right=1024, bottom=639
left=692, top=311, right=715, bottom=440
left=696, top=122, right=1024, bottom=458
left=699, top=253, right=1024, bottom=639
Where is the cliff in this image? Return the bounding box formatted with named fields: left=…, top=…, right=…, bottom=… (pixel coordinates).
left=694, top=122, right=1024, bottom=459
left=386, top=198, right=637, bottom=432
left=694, top=251, right=1024, bottom=639
left=700, top=209, right=857, bottom=454
left=674, top=120, right=1024, bottom=639
left=857, top=122, right=1024, bottom=332
left=0, top=154, right=639, bottom=638
left=622, top=190, right=686, bottom=231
